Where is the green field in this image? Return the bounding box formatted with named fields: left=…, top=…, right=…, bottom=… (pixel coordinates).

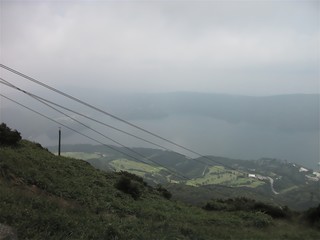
left=59, top=152, right=266, bottom=188
left=58, top=152, right=102, bottom=160
left=186, top=166, right=265, bottom=188
left=109, top=158, right=164, bottom=177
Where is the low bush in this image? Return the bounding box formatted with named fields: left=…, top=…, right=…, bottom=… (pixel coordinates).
left=203, top=197, right=289, bottom=219
left=115, top=176, right=141, bottom=200
left=253, top=201, right=288, bottom=219
left=203, top=201, right=229, bottom=211
left=237, top=211, right=273, bottom=228
left=118, top=171, right=147, bottom=185
left=156, top=185, right=172, bottom=200
left=304, top=204, right=320, bottom=228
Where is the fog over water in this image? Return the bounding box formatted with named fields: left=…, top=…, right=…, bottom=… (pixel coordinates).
left=1, top=92, right=319, bottom=169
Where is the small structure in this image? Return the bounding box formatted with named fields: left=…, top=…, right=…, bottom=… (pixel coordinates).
left=299, top=167, right=308, bottom=172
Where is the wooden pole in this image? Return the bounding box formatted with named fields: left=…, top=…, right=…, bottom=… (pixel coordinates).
left=58, top=127, right=61, bottom=156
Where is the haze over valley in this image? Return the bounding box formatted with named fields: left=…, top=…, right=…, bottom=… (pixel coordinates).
left=2, top=92, right=319, bottom=169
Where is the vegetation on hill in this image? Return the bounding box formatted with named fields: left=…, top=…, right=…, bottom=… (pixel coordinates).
left=203, top=197, right=291, bottom=219
left=0, top=127, right=319, bottom=239
left=52, top=144, right=320, bottom=211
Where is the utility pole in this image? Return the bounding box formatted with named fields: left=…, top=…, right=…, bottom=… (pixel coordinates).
left=58, top=127, right=61, bottom=156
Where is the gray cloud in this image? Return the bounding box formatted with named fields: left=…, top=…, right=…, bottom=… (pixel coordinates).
left=0, top=1, right=319, bottom=169
left=1, top=0, right=319, bottom=95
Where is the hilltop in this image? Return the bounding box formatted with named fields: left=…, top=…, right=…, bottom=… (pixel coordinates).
left=1, top=136, right=319, bottom=239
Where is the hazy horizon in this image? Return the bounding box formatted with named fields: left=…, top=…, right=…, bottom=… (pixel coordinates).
left=1, top=92, right=319, bottom=170
left=1, top=1, right=319, bottom=169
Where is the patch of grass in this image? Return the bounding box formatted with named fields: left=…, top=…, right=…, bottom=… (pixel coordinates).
left=110, top=158, right=164, bottom=175
left=186, top=166, right=265, bottom=188
left=280, top=185, right=299, bottom=194
left=59, top=152, right=102, bottom=160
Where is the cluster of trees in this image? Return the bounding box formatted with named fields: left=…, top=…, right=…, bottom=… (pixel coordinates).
left=0, top=123, right=21, bottom=146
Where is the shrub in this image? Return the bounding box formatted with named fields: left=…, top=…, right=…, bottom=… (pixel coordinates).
left=304, top=204, right=320, bottom=228
left=0, top=123, right=22, bottom=146
left=156, top=185, right=172, bottom=200
left=203, top=197, right=289, bottom=219
left=203, top=200, right=229, bottom=211
left=118, top=171, right=146, bottom=185
left=253, top=202, right=288, bottom=219
left=115, top=176, right=141, bottom=200
left=246, top=211, right=273, bottom=228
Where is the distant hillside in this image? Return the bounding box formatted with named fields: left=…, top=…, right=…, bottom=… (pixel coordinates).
left=1, top=139, right=320, bottom=239
left=102, top=92, right=319, bottom=132
left=4, top=92, right=319, bottom=169
left=50, top=144, right=320, bottom=211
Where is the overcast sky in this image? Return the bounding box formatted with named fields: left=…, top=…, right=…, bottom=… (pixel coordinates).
left=1, top=0, right=319, bottom=95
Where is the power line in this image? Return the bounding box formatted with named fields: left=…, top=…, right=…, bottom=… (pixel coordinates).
left=0, top=65, right=249, bottom=174
left=29, top=97, right=192, bottom=181
left=0, top=64, right=221, bottom=158
left=0, top=78, right=192, bottom=179
left=0, top=78, right=247, bottom=178
left=1, top=87, right=252, bottom=194
left=0, top=93, right=240, bottom=191
left=0, top=80, right=251, bottom=181
left=0, top=92, right=192, bottom=182
left=0, top=77, right=153, bottom=160
left=0, top=78, right=167, bottom=150
left=0, top=64, right=171, bottom=142
left=0, top=93, right=140, bottom=162
left=1, top=93, right=239, bottom=192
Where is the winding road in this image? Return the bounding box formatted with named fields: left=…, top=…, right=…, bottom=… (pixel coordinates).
left=267, top=177, right=279, bottom=195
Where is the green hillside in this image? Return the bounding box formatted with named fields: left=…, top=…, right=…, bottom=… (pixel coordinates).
left=53, top=144, right=320, bottom=211
left=1, top=139, right=320, bottom=239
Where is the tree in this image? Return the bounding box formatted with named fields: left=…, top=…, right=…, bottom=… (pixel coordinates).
left=0, top=123, right=22, bottom=146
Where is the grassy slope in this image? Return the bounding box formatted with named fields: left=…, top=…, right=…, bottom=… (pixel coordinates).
left=0, top=141, right=319, bottom=240
left=52, top=150, right=320, bottom=212
left=60, top=152, right=102, bottom=160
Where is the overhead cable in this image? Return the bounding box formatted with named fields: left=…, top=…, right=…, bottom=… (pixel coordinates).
left=0, top=78, right=246, bottom=176
left=0, top=64, right=219, bottom=158
left=0, top=92, right=191, bottom=182
left=0, top=66, right=250, bottom=174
